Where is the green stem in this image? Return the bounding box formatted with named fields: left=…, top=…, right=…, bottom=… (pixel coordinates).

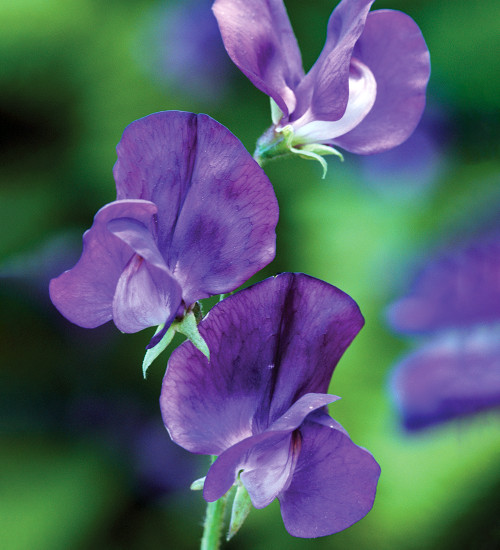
left=200, top=456, right=227, bottom=550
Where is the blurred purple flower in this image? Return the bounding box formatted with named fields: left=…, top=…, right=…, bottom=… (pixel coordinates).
left=387, top=233, right=500, bottom=429
left=213, top=0, right=430, bottom=162
left=161, top=273, right=380, bottom=538
left=50, top=111, right=278, bottom=347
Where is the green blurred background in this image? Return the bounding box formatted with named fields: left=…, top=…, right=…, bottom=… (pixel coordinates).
left=1, top=0, right=499, bottom=549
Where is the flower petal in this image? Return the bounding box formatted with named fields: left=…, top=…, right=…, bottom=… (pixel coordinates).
left=212, top=0, right=304, bottom=117
left=292, top=0, right=376, bottom=123
left=167, top=114, right=278, bottom=305
left=391, top=327, right=500, bottom=430
left=333, top=10, right=431, bottom=154
left=279, top=420, right=381, bottom=538
left=203, top=393, right=336, bottom=506
left=112, top=254, right=182, bottom=334
left=293, top=58, right=376, bottom=143
left=114, top=111, right=278, bottom=307
left=49, top=200, right=158, bottom=328
left=160, top=273, right=362, bottom=455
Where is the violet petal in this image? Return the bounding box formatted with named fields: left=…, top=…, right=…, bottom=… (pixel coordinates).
left=212, top=0, right=304, bottom=117
left=49, top=200, right=158, bottom=328
left=279, top=420, right=381, bottom=538
left=160, top=273, right=363, bottom=455
left=293, top=0, right=375, bottom=123
left=333, top=10, right=431, bottom=154
left=112, top=254, right=181, bottom=334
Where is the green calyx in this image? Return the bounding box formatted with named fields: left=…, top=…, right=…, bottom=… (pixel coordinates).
left=253, top=100, right=343, bottom=178
left=142, top=303, right=210, bottom=378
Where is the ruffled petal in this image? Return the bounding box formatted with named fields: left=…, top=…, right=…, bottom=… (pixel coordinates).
left=114, top=111, right=278, bottom=308
left=49, top=200, right=158, bottom=328
left=292, top=0, right=376, bottom=123
left=112, top=254, right=182, bottom=334
left=113, top=111, right=199, bottom=252
left=391, top=328, right=500, bottom=430
left=333, top=10, right=431, bottom=154
left=212, top=0, right=304, bottom=117
left=203, top=393, right=335, bottom=505
left=167, top=113, right=278, bottom=305
left=160, top=274, right=361, bottom=455
left=279, top=420, right=381, bottom=538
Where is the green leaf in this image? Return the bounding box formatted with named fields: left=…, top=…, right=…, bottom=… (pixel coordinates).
left=142, top=323, right=176, bottom=378
left=227, top=482, right=252, bottom=541
left=176, top=310, right=210, bottom=360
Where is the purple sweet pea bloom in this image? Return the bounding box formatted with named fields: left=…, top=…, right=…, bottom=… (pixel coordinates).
left=387, top=233, right=500, bottom=429
left=213, top=0, right=430, bottom=158
left=50, top=111, right=278, bottom=345
left=161, top=273, right=380, bottom=538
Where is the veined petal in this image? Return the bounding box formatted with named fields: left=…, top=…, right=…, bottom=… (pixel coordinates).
left=293, top=58, right=376, bottom=143
left=160, top=274, right=363, bottom=455
left=112, top=254, right=181, bottom=333
left=168, top=114, right=278, bottom=306
left=333, top=10, right=431, bottom=154
left=107, top=217, right=168, bottom=272
left=212, top=0, right=304, bottom=117
left=49, top=200, right=158, bottom=329
left=293, top=0, right=376, bottom=123
left=279, top=420, right=381, bottom=538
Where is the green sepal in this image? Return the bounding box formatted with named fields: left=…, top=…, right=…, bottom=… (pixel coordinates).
left=227, top=481, right=252, bottom=541
left=142, top=323, right=176, bottom=378
left=176, top=310, right=210, bottom=360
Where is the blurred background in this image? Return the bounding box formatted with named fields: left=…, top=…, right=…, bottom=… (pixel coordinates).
left=1, top=0, right=499, bottom=548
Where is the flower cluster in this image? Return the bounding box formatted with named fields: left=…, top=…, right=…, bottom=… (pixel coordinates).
left=49, top=0, right=431, bottom=544
left=387, top=234, right=500, bottom=430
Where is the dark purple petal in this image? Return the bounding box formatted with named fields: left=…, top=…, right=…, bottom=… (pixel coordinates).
left=292, top=0, right=375, bottom=123
left=49, top=200, right=158, bottom=328
left=203, top=394, right=336, bottom=504
left=333, top=10, right=430, bottom=154
left=212, top=0, right=304, bottom=117
left=279, top=420, right=380, bottom=538
left=387, top=234, right=500, bottom=334
left=112, top=254, right=182, bottom=333
left=160, top=273, right=362, bottom=455
left=391, top=329, right=500, bottom=430
left=114, top=111, right=278, bottom=307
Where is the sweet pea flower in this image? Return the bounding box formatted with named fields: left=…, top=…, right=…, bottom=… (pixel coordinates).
left=161, top=273, right=380, bottom=538
left=387, top=233, right=500, bottom=429
left=213, top=0, right=430, bottom=173
left=50, top=111, right=278, bottom=348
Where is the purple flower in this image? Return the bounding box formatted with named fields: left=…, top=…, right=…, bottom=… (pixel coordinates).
left=213, top=0, right=430, bottom=167
left=49, top=111, right=278, bottom=346
left=387, top=233, right=500, bottom=429
left=161, top=273, right=380, bottom=538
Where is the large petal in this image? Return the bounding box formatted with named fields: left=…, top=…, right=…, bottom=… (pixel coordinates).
left=112, top=254, right=182, bottom=334
left=279, top=420, right=381, bottom=538
left=212, top=0, right=304, bottom=117
left=292, top=0, right=375, bottom=123
left=203, top=394, right=336, bottom=505
left=113, top=111, right=199, bottom=253
left=160, top=273, right=362, bottom=455
left=333, top=10, right=431, bottom=154
left=167, top=113, right=278, bottom=305
left=387, top=234, right=500, bottom=334
left=390, top=328, right=500, bottom=430
left=49, top=200, right=158, bottom=328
